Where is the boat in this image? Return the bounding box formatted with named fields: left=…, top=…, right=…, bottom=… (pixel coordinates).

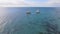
left=26, top=11, right=31, bottom=14
left=36, top=10, right=40, bottom=14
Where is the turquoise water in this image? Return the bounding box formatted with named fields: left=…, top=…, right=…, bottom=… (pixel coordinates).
left=0, top=7, right=60, bottom=34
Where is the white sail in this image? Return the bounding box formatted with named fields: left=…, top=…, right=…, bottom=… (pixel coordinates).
left=36, top=10, right=40, bottom=14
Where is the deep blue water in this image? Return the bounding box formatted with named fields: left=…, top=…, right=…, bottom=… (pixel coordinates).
left=0, top=7, right=60, bottom=34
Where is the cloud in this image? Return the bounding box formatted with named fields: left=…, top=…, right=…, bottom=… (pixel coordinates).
left=0, top=0, right=60, bottom=7
left=0, top=0, right=20, bottom=4
left=0, top=0, right=29, bottom=5
left=25, top=0, right=60, bottom=7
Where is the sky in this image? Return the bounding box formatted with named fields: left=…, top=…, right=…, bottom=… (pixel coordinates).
left=25, top=0, right=49, bottom=2
left=0, top=0, right=60, bottom=7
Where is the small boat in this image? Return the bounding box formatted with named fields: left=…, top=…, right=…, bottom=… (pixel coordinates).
left=36, top=10, right=40, bottom=14
left=26, top=11, right=31, bottom=14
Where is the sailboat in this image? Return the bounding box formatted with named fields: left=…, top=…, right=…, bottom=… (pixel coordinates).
left=36, top=10, right=40, bottom=14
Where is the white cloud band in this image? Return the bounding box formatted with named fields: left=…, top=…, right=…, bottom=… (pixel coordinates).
left=0, top=0, right=60, bottom=7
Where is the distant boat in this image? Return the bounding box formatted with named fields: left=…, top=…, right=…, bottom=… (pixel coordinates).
left=36, top=10, right=40, bottom=14
left=26, top=11, right=31, bottom=14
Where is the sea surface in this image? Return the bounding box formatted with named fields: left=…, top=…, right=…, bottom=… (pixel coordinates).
left=0, top=7, right=60, bottom=34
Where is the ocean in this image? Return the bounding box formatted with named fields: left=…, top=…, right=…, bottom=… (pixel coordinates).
left=0, top=7, right=60, bottom=34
